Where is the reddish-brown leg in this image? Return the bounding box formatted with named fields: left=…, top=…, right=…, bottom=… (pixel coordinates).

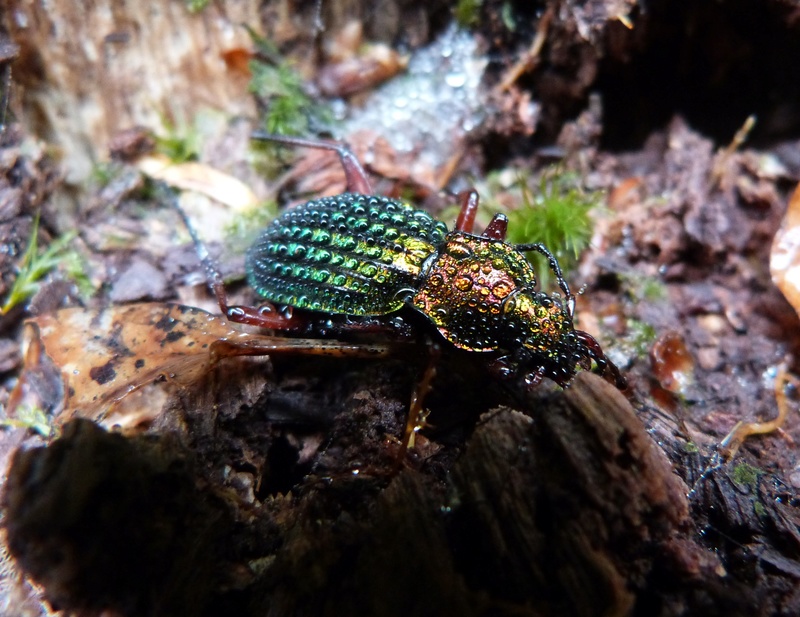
left=454, top=189, right=480, bottom=233
left=209, top=336, right=410, bottom=364
left=168, top=189, right=303, bottom=331
left=576, top=330, right=626, bottom=389
left=483, top=213, right=509, bottom=241
left=394, top=342, right=440, bottom=469
left=251, top=131, right=373, bottom=195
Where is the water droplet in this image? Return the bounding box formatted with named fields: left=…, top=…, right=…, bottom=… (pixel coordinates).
left=445, top=72, right=466, bottom=88
left=455, top=276, right=473, bottom=291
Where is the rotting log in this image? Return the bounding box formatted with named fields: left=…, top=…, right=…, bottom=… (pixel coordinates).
left=9, top=371, right=793, bottom=616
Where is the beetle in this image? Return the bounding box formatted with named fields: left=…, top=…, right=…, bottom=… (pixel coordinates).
left=179, top=132, right=625, bottom=458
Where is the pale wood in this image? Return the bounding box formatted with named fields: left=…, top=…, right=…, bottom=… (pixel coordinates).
left=5, top=0, right=261, bottom=183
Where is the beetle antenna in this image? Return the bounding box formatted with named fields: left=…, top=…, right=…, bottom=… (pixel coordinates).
left=157, top=185, right=233, bottom=315
left=515, top=242, right=572, bottom=300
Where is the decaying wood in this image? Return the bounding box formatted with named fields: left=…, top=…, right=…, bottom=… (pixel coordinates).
left=9, top=371, right=791, bottom=616
left=4, top=0, right=259, bottom=182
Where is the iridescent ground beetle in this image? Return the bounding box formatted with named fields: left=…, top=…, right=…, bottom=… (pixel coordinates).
left=178, top=132, right=625, bottom=460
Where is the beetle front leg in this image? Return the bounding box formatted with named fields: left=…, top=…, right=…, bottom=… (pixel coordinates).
left=576, top=330, right=626, bottom=389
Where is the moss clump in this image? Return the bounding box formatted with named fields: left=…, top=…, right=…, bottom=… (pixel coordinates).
left=455, top=0, right=482, bottom=27
left=155, top=117, right=201, bottom=164
left=731, top=462, right=761, bottom=488
left=0, top=405, right=53, bottom=438
left=481, top=169, right=602, bottom=292
left=247, top=30, right=331, bottom=137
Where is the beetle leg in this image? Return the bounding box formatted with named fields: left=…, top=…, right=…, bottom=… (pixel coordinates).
left=167, top=187, right=303, bottom=331
left=251, top=131, right=373, bottom=195
left=395, top=342, right=441, bottom=468
left=208, top=336, right=406, bottom=364
left=482, top=213, right=509, bottom=241
left=486, top=354, right=517, bottom=380
left=515, top=241, right=573, bottom=301
left=454, top=189, right=480, bottom=233
left=575, top=330, right=626, bottom=389
left=523, top=365, right=546, bottom=391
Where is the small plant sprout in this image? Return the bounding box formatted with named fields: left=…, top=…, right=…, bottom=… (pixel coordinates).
left=0, top=404, right=53, bottom=438
left=1, top=216, right=91, bottom=315
left=247, top=31, right=331, bottom=137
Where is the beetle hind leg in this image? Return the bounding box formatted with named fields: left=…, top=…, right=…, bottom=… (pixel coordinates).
left=251, top=131, right=373, bottom=195
left=394, top=342, right=441, bottom=469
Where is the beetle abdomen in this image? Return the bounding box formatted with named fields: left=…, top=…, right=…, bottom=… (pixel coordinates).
left=246, top=193, right=447, bottom=315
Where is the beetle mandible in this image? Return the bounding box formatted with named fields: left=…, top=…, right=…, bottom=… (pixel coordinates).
left=180, top=132, right=625, bottom=458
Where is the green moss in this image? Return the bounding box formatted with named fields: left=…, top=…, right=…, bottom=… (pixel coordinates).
left=753, top=500, right=767, bottom=518
left=247, top=30, right=332, bottom=138
left=155, top=116, right=201, bottom=164
left=89, top=161, right=122, bottom=189
left=483, top=168, right=601, bottom=292
left=455, top=0, right=482, bottom=27
left=0, top=404, right=53, bottom=438
left=682, top=441, right=700, bottom=454
left=1, top=216, right=93, bottom=314
left=732, top=462, right=761, bottom=488
left=625, top=319, right=658, bottom=358
left=185, top=0, right=210, bottom=12
left=619, top=271, right=667, bottom=303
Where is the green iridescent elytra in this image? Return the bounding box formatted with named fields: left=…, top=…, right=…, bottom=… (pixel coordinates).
left=247, top=194, right=447, bottom=315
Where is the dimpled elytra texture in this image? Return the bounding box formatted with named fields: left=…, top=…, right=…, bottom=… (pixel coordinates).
left=412, top=232, right=571, bottom=353
left=246, top=194, right=447, bottom=315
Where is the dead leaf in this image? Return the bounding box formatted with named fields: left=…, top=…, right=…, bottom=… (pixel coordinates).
left=33, top=303, right=243, bottom=423
left=28, top=303, right=405, bottom=426
left=770, top=183, right=800, bottom=317
left=137, top=154, right=258, bottom=210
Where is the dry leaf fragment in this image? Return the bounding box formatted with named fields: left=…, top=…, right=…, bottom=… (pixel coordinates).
left=137, top=154, right=258, bottom=211
left=33, top=303, right=243, bottom=422
left=28, top=303, right=403, bottom=425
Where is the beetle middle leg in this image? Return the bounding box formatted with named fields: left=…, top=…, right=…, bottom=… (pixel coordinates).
left=394, top=342, right=441, bottom=467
